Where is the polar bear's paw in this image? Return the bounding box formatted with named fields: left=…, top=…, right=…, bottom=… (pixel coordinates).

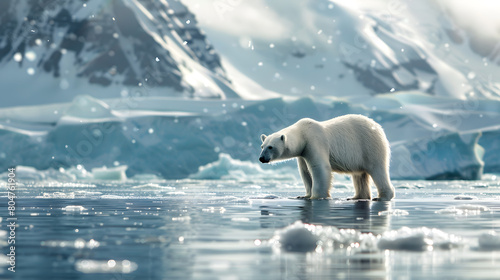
left=372, top=196, right=392, bottom=201
left=347, top=195, right=371, bottom=201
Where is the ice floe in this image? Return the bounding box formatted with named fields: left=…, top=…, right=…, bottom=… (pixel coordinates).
left=269, top=221, right=467, bottom=253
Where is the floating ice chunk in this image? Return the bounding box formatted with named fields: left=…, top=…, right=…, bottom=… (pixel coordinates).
left=37, top=192, right=75, bottom=199
left=378, top=209, right=409, bottom=216
left=133, top=183, right=160, bottom=188
left=74, top=190, right=102, bottom=198
left=435, top=207, right=463, bottom=215
left=132, top=183, right=175, bottom=190
left=456, top=204, right=490, bottom=211
left=270, top=221, right=378, bottom=253
left=167, top=191, right=186, bottom=195
left=271, top=223, right=465, bottom=254
left=250, top=194, right=279, bottom=199
left=207, top=196, right=251, bottom=204
left=435, top=204, right=490, bottom=216
left=270, top=221, right=319, bottom=252
left=91, top=166, right=127, bottom=181
left=378, top=228, right=432, bottom=251
left=62, top=205, right=87, bottom=212
left=453, top=195, right=477, bottom=200
left=243, top=185, right=261, bottom=189
left=378, top=227, right=463, bottom=251
left=75, top=259, right=137, bottom=274
left=99, top=195, right=123, bottom=199
left=478, top=231, right=500, bottom=250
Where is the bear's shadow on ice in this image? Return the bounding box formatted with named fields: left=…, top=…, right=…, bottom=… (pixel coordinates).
left=260, top=200, right=392, bottom=234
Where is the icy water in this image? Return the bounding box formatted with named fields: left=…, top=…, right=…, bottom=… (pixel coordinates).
left=1, top=178, right=500, bottom=280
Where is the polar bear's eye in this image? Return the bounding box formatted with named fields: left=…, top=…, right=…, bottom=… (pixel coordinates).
left=268, top=146, right=273, bottom=150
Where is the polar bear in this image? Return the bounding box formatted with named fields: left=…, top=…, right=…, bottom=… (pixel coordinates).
left=259, top=115, right=395, bottom=201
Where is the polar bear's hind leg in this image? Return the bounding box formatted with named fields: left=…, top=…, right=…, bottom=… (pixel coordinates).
left=370, top=167, right=395, bottom=201
left=349, top=172, right=372, bottom=200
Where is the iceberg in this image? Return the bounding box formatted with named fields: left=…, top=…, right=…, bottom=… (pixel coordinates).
left=390, top=132, right=484, bottom=180
left=479, top=129, right=500, bottom=174
left=189, top=153, right=298, bottom=181
left=91, top=166, right=128, bottom=181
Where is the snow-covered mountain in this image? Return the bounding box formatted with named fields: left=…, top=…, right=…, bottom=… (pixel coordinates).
left=0, top=0, right=239, bottom=108
left=183, top=0, right=500, bottom=100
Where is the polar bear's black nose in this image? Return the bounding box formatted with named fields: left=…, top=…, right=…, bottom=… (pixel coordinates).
left=259, top=156, right=268, bottom=163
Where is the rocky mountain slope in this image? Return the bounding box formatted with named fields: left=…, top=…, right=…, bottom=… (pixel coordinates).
left=0, top=0, right=238, bottom=108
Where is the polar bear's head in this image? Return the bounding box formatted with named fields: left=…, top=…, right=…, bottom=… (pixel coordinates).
left=259, top=133, right=286, bottom=163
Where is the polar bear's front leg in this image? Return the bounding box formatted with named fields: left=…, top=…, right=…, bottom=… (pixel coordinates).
left=309, top=163, right=332, bottom=199
left=297, top=158, right=312, bottom=198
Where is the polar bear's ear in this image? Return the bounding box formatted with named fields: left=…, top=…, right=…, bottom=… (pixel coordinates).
left=280, top=135, right=285, bottom=142
left=260, top=134, right=267, bottom=142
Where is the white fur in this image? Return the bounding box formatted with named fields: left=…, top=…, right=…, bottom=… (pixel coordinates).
left=259, top=115, right=395, bottom=201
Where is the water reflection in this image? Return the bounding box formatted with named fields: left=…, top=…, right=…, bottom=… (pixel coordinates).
left=2, top=180, right=500, bottom=280
left=260, top=199, right=392, bottom=234
left=275, top=251, right=389, bottom=280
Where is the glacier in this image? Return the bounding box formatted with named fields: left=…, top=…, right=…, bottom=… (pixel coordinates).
left=0, top=93, right=497, bottom=180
